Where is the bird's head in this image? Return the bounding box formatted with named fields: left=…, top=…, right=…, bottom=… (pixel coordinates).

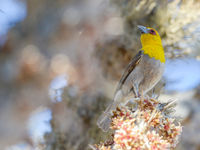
left=137, top=25, right=165, bottom=63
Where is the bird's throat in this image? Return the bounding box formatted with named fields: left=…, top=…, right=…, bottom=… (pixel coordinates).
left=142, top=45, right=165, bottom=63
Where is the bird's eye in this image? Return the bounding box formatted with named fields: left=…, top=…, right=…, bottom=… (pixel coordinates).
left=149, top=29, right=156, bottom=35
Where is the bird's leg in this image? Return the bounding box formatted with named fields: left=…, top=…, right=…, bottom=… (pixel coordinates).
left=132, top=83, right=140, bottom=98
left=132, top=83, right=144, bottom=107
left=151, top=81, right=165, bottom=100
left=151, top=87, right=160, bottom=99
left=140, top=90, right=144, bottom=108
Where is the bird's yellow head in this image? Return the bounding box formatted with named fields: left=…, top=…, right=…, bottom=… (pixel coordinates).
left=138, top=25, right=165, bottom=63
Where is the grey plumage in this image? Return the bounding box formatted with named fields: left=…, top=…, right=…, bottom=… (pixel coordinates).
left=97, top=50, right=165, bottom=132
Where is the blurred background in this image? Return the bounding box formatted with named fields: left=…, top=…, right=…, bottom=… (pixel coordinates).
left=1, top=0, right=200, bottom=149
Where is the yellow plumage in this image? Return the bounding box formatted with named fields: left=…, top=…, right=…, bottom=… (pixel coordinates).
left=140, top=27, right=165, bottom=63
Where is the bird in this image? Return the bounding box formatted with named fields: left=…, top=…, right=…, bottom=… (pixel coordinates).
left=97, top=25, right=165, bottom=132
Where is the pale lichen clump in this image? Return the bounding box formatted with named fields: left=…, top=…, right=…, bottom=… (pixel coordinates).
left=91, top=98, right=182, bottom=150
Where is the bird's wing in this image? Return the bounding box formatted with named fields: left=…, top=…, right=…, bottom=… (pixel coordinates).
left=115, top=50, right=143, bottom=93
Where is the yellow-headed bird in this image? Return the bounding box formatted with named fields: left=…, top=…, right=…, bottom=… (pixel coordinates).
left=97, top=25, right=165, bottom=132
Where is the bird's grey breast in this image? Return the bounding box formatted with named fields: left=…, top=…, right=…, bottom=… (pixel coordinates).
left=144, top=54, right=164, bottom=71
left=140, top=54, right=165, bottom=93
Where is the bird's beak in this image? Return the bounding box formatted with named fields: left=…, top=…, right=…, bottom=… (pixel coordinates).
left=137, top=25, right=149, bottom=34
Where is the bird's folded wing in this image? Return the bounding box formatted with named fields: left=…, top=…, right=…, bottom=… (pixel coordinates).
left=115, top=50, right=143, bottom=93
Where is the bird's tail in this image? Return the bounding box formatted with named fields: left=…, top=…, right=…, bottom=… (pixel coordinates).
left=97, top=90, right=123, bottom=132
